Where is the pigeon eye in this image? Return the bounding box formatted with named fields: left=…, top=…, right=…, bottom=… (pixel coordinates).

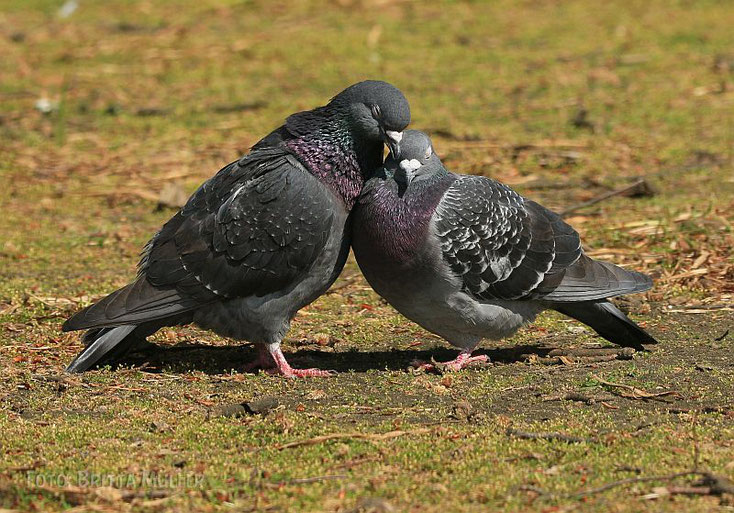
left=424, top=146, right=432, bottom=160
left=370, top=104, right=382, bottom=119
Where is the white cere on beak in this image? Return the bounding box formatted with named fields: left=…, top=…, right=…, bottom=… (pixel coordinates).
left=399, top=159, right=422, bottom=173
left=386, top=130, right=403, bottom=144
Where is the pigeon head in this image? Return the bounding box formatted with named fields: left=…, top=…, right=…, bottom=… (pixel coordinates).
left=385, top=130, right=445, bottom=189
left=330, top=80, right=410, bottom=157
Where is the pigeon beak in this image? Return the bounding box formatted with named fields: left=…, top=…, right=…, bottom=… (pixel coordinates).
left=398, top=158, right=422, bottom=184
left=384, top=130, right=403, bottom=159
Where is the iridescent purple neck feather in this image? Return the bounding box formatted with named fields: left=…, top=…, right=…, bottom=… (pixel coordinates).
left=356, top=173, right=456, bottom=264
left=285, top=109, right=382, bottom=210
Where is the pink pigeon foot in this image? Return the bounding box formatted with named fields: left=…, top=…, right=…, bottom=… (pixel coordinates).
left=412, top=350, right=489, bottom=373
left=245, top=344, right=335, bottom=377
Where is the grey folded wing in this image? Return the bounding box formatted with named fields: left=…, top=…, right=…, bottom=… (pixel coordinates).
left=433, top=175, right=651, bottom=303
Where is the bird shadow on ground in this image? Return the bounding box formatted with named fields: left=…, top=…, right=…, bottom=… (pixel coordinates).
left=116, top=341, right=557, bottom=375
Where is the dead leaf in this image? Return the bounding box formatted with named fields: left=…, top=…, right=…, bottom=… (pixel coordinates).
left=306, top=389, right=326, bottom=400
left=157, top=182, right=188, bottom=209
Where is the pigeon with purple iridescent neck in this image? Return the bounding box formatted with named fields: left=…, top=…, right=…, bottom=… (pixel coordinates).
left=353, top=130, right=657, bottom=371
left=63, top=80, right=410, bottom=376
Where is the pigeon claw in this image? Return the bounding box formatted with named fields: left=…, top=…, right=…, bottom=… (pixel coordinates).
left=411, top=353, right=490, bottom=374
left=251, top=343, right=336, bottom=378
left=272, top=367, right=336, bottom=378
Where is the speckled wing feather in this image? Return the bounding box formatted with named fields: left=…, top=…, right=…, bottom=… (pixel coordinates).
left=435, top=176, right=554, bottom=300
left=63, top=148, right=334, bottom=331
left=434, top=175, right=653, bottom=302
left=434, top=175, right=576, bottom=300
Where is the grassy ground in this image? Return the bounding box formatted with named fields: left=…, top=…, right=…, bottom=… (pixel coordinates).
left=1, top=0, right=733, bottom=511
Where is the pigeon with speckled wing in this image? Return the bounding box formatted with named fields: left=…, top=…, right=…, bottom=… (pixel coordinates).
left=63, top=81, right=410, bottom=376
left=353, top=130, right=657, bottom=371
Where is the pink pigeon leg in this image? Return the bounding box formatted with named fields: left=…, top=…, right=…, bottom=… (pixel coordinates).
left=242, top=344, right=277, bottom=373
left=412, top=348, right=489, bottom=373
left=265, top=343, right=335, bottom=378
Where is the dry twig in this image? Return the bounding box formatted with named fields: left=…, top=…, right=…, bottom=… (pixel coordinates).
left=278, top=428, right=431, bottom=450
left=592, top=374, right=679, bottom=401
left=548, top=348, right=635, bottom=358
left=560, top=177, right=655, bottom=217
left=506, top=428, right=592, bottom=444
left=542, top=392, right=615, bottom=404
left=263, top=475, right=347, bottom=488
left=573, top=471, right=734, bottom=498
left=520, top=470, right=734, bottom=500
left=523, top=349, right=633, bottom=365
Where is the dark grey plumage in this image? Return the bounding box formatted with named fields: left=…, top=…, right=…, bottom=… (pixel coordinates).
left=64, top=80, right=411, bottom=375
left=353, top=130, right=657, bottom=370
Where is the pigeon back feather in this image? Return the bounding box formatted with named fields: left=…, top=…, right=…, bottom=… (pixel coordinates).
left=64, top=148, right=337, bottom=332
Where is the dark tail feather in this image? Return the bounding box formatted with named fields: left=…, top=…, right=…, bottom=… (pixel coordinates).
left=66, top=325, right=138, bottom=373
left=62, top=278, right=200, bottom=332
left=553, top=300, right=658, bottom=351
